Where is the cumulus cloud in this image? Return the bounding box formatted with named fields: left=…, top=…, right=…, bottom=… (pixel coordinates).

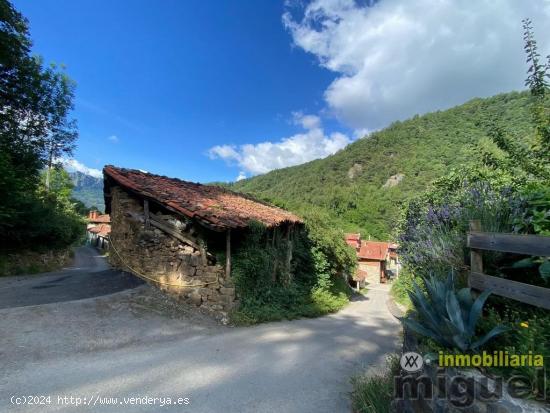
left=208, top=113, right=351, bottom=175
left=236, top=171, right=247, bottom=181
left=283, top=0, right=550, bottom=130
left=60, top=158, right=103, bottom=178
left=108, top=135, right=119, bottom=143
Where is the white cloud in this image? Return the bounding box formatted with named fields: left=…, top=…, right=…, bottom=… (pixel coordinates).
left=208, top=112, right=351, bottom=175
left=108, top=135, right=119, bottom=143
left=209, top=145, right=241, bottom=161
left=283, top=0, right=550, bottom=130
left=236, top=171, right=247, bottom=181
left=60, top=158, right=103, bottom=178
left=292, top=111, right=321, bottom=129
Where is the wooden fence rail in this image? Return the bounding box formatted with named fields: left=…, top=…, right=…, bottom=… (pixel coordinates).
left=467, top=220, right=550, bottom=310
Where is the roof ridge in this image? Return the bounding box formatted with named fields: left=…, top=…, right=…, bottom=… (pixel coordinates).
left=103, top=165, right=302, bottom=230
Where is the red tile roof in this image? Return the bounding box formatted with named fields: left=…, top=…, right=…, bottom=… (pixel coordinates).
left=344, top=233, right=361, bottom=249
left=88, top=223, right=111, bottom=237
left=358, top=241, right=390, bottom=261
left=103, top=166, right=302, bottom=231
left=88, top=214, right=110, bottom=224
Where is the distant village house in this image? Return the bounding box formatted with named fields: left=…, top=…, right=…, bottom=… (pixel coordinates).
left=86, top=210, right=111, bottom=250
left=345, top=233, right=400, bottom=289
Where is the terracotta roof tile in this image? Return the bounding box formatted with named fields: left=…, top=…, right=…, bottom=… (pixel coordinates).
left=345, top=233, right=361, bottom=241
left=88, top=214, right=110, bottom=224
left=358, top=241, right=390, bottom=261
left=88, top=223, right=111, bottom=237
left=104, top=166, right=302, bottom=230
left=345, top=233, right=361, bottom=249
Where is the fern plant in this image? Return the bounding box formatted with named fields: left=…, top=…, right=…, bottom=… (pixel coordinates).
left=402, top=272, right=508, bottom=351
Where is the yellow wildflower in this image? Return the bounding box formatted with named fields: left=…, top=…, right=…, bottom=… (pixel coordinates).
left=520, top=322, right=529, bottom=328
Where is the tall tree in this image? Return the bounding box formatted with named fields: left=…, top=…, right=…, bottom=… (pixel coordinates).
left=0, top=0, right=78, bottom=243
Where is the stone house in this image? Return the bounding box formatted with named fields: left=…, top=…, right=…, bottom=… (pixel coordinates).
left=103, top=166, right=302, bottom=315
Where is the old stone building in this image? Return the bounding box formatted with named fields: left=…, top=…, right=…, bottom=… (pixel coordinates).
left=103, top=166, right=302, bottom=315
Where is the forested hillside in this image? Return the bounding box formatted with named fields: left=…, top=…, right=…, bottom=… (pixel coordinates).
left=231, top=91, right=534, bottom=239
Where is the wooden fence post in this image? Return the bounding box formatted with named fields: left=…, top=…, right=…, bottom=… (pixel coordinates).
left=469, top=220, right=483, bottom=288
left=466, top=220, right=550, bottom=309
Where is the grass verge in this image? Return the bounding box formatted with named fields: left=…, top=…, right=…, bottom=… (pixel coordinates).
left=351, top=354, right=400, bottom=413
left=389, top=275, right=413, bottom=310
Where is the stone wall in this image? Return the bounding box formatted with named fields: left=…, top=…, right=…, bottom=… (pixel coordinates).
left=108, top=186, right=236, bottom=316
left=0, top=248, right=72, bottom=276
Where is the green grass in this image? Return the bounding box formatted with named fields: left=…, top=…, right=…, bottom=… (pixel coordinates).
left=389, top=274, right=413, bottom=310
left=358, top=287, right=369, bottom=295
left=351, top=354, right=400, bottom=413
left=230, top=276, right=352, bottom=325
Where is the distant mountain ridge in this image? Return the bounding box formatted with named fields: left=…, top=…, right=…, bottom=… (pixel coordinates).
left=68, top=171, right=104, bottom=211
left=231, top=91, right=535, bottom=239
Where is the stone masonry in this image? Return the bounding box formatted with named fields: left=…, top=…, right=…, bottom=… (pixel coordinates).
left=108, top=186, right=236, bottom=315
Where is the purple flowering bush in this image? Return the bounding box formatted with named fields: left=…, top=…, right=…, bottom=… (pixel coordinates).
left=397, top=180, right=515, bottom=276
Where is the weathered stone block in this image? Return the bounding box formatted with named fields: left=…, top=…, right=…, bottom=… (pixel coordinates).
left=188, top=291, right=202, bottom=306
left=189, top=255, right=201, bottom=267
left=218, top=294, right=234, bottom=305
left=198, top=288, right=211, bottom=296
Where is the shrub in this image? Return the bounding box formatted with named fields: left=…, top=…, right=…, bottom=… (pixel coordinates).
left=230, top=213, right=355, bottom=325
left=1, top=168, right=85, bottom=252
left=512, top=183, right=550, bottom=236
left=398, top=178, right=516, bottom=276
left=479, top=304, right=550, bottom=398
left=390, top=267, right=417, bottom=309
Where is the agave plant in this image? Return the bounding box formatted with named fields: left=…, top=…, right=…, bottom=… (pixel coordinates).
left=402, top=272, right=508, bottom=351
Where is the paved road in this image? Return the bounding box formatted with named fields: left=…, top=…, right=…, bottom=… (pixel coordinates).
left=0, top=246, right=143, bottom=309
left=0, top=281, right=401, bottom=413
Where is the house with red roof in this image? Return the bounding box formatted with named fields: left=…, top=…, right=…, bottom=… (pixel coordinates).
left=103, top=165, right=302, bottom=314
left=86, top=210, right=111, bottom=250
left=357, top=240, right=390, bottom=285
left=345, top=234, right=400, bottom=288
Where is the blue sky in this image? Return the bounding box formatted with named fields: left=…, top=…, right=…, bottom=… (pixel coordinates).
left=16, top=0, right=343, bottom=182
left=14, top=0, right=550, bottom=182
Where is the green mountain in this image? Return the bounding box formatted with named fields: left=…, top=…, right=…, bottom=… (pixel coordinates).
left=68, top=171, right=105, bottom=211
left=231, top=91, right=535, bottom=239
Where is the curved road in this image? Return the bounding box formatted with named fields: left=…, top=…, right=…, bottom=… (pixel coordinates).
left=0, top=246, right=143, bottom=309
left=0, top=255, right=401, bottom=413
